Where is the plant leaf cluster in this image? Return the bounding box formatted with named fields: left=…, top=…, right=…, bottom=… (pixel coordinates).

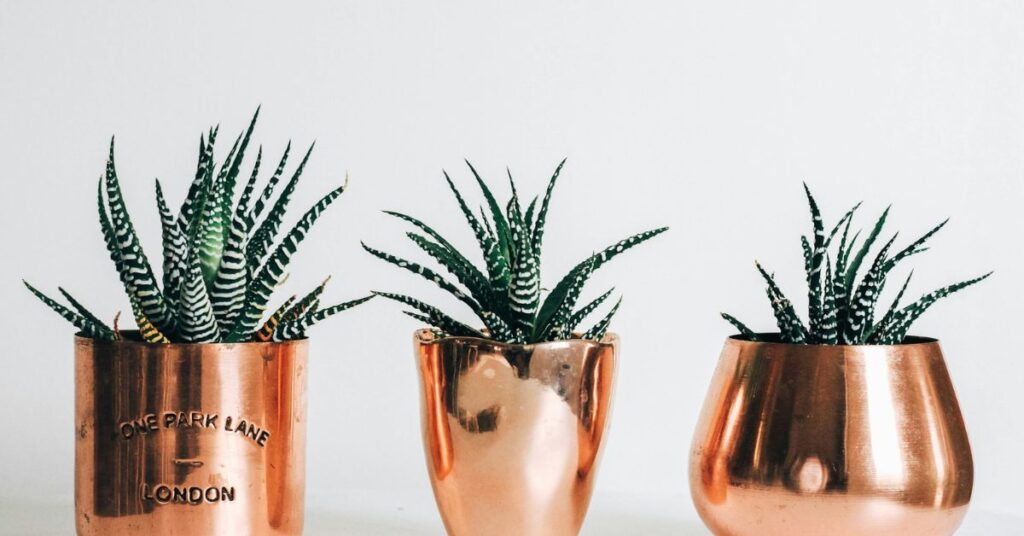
left=26, top=109, right=372, bottom=343
left=365, top=160, right=666, bottom=343
left=723, top=184, right=991, bottom=345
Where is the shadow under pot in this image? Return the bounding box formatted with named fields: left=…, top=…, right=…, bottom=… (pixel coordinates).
left=74, top=334, right=308, bottom=536
left=690, top=335, right=973, bottom=536
left=414, top=329, right=618, bottom=536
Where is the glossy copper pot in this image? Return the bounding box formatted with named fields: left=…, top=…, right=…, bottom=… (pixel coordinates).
left=414, top=329, right=618, bottom=536
left=690, top=335, right=973, bottom=536
left=74, top=334, right=308, bottom=535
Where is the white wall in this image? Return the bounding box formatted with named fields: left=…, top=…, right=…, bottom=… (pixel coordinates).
left=1, top=0, right=1021, bottom=519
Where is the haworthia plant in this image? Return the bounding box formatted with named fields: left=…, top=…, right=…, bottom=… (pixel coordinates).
left=723, top=184, right=991, bottom=345
left=26, top=109, right=372, bottom=343
left=364, top=160, right=667, bottom=344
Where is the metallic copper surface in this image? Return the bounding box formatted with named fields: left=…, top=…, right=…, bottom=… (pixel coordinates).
left=690, top=336, right=973, bottom=536
left=415, top=329, right=618, bottom=536
left=74, top=334, right=308, bottom=535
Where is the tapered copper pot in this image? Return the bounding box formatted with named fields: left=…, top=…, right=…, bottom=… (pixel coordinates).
left=74, top=334, right=308, bottom=535
left=414, top=329, right=618, bottom=536
left=690, top=335, right=973, bottom=536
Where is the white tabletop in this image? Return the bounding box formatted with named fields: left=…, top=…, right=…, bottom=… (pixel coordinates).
left=1, top=491, right=1018, bottom=535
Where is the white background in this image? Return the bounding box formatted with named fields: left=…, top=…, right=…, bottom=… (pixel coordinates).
left=1, top=1, right=1022, bottom=533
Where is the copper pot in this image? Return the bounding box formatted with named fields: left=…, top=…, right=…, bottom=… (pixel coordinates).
left=414, top=329, right=618, bottom=536
left=74, top=334, right=308, bottom=535
left=690, top=335, right=973, bottom=536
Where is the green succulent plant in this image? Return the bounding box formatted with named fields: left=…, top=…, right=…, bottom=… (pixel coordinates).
left=25, top=109, right=372, bottom=343
left=723, top=184, right=991, bottom=345
left=364, top=160, right=667, bottom=344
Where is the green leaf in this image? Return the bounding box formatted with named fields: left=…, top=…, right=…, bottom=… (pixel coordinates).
left=872, top=272, right=992, bottom=344
left=444, top=170, right=510, bottom=296
left=583, top=297, right=622, bottom=341
left=373, top=291, right=483, bottom=338
left=843, top=234, right=897, bottom=343
left=721, top=312, right=759, bottom=341
left=534, top=227, right=668, bottom=340
left=228, top=184, right=344, bottom=341
left=756, top=262, right=807, bottom=343
left=465, top=160, right=513, bottom=264
left=531, top=158, right=565, bottom=255
left=273, top=295, right=374, bottom=341
left=246, top=142, right=314, bottom=269
left=155, top=179, right=187, bottom=315
left=362, top=241, right=481, bottom=314
left=541, top=257, right=595, bottom=342
left=567, top=287, right=614, bottom=332
left=103, top=139, right=178, bottom=335
left=844, top=206, right=890, bottom=291
left=24, top=281, right=114, bottom=341
left=176, top=251, right=220, bottom=343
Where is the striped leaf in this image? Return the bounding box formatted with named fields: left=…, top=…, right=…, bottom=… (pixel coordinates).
left=219, top=108, right=260, bottom=241
left=24, top=282, right=114, bottom=341
left=844, top=206, right=890, bottom=290
left=246, top=142, right=292, bottom=228
left=129, top=295, right=171, bottom=343
left=373, top=292, right=483, bottom=338
left=227, top=185, right=344, bottom=341
left=176, top=251, right=220, bottom=343
left=404, top=232, right=492, bottom=310
left=583, top=297, right=622, bottom=341
left=255, top=296, right=296, bottom=342
left=843, top=234, right=897, bottom=343
left=272, top=295, right=374, bottom=341
left=756, top=262, right=807, bottom=343
left=883, top=219, right=947, bottom=272
left=210, top=147, right=262, bottom=332
left=480, top=311, right=525, bottom=344
left=865, top=270, right=913, bottom=341
left=466, top=161, right=514, bottom=264
left=444, top=171, right=510, bottom=297
left=542, top=258, right=595, bottom=341
left=802, top=184, right=826, bottom=341
left=534, top=227, right=668, bottom=341
left=721, top=312, right=759, bottom=341
left=872, top=272, right=992, bottom=344
left=362, top=242, right=480, bottom=313
left=506, top=181, right=540, bottom=333
left=819, top=257, right=839, bottom=344
left=531, top=158, right=565, bottom=255
left=177, top=127, right=218, bottom=233
left=246, top=143, right=314, bottom=269
left=155, top=179, right=187, bottom=315
left=567, top=287, right=614, bottom=332
left=103, top=140, right=178, bottom=335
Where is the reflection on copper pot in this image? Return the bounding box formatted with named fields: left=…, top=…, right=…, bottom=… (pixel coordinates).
left=690, top=335, right=973, bottom=536
left=414, top=329, right=618, bottom=536
left=74, top=334, right=308, bottom=535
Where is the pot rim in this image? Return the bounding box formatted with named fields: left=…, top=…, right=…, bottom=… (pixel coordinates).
left=74, top=330, right=308, bottom=349
left=414, top=328, right=618, bottom=350
left=726, top=332, right=939, bottom=349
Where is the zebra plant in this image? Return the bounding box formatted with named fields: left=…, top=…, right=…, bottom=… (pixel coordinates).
left=25, top=109, right=372, bottom=343
left=364, top=160, right=667, bottom=344
left=723, top=184, right=991, bottom=345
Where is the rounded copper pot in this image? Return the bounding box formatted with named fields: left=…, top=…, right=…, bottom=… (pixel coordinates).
left=74, top=334, right=308, bottom=535
left=690, top=335, right=973, bottom=536
left=414, top=329, right=618, bottom=536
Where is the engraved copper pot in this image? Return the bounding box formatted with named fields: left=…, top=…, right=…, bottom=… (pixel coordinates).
left=690, top=335, right=973, bottom=536
left=414, top=329, right=618, bottom=536
left=74, top=334, right=308, bottom=535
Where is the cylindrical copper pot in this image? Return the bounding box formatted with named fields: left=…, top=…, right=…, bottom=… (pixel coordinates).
left=74, top=334, right=308, bottom=535
left=414, top=329, right=618, bottom=536
left=690, top=335, right=973, bottom=536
